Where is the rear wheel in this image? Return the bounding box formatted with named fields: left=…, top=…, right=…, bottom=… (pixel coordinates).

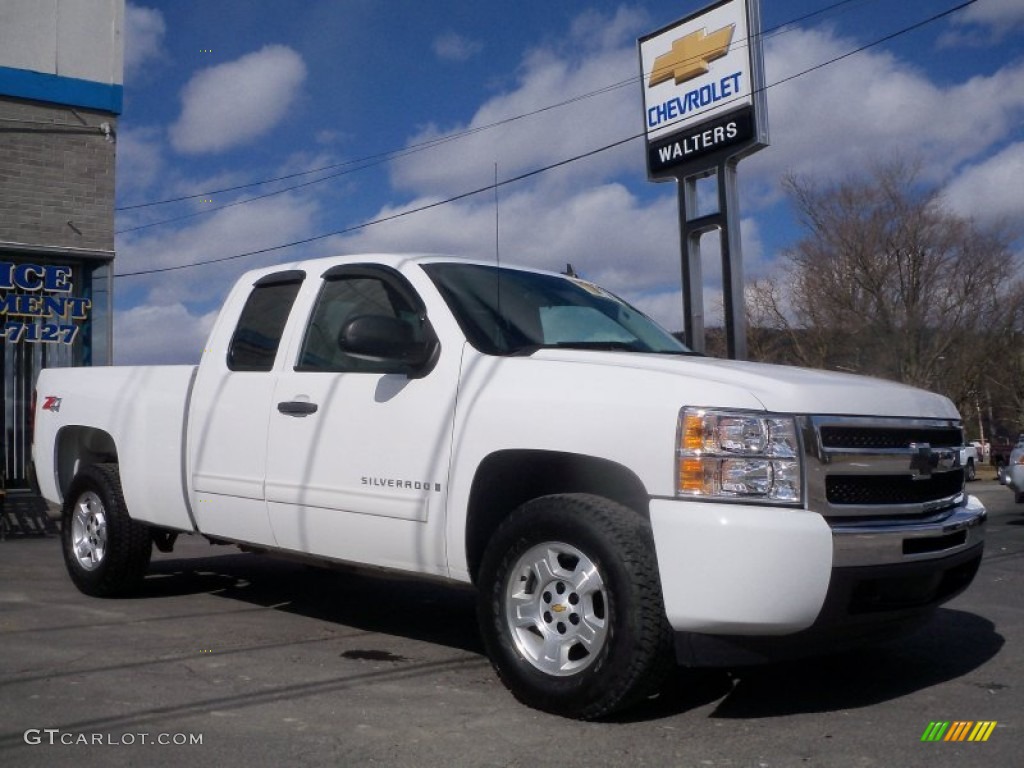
left=477, top=494, right=672, bottom=719
left=62, top=463, right=152, bottom=596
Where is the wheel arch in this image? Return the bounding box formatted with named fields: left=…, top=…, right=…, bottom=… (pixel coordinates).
left=54, top=426, right=118, bottom=502
left=464, top=449, right=649, bottom=584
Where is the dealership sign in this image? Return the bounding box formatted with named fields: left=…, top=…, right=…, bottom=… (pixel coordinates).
left=0, top=263, right=90, bottom=344
left=639, top=0, right=768, bottom=177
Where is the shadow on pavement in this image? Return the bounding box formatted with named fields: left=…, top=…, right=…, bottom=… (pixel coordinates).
left=141, top=546, right=1003, bottom=723
left=144, top=547, right=484, bottom=656
left=617, top=608, right=1002, bottom=722
left=709, top=609, right=1003, bottom=718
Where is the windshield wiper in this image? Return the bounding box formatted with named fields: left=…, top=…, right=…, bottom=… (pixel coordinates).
left=651, top=348, right=703, bottom=357
left=506, top=340, right=699, bottom=356
left=548, top=340, right=642, bottom=351
left=502, top=341, right=637, bottom=356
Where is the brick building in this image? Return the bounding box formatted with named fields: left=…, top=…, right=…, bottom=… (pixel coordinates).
left=0, top=0, right=122, bottom=490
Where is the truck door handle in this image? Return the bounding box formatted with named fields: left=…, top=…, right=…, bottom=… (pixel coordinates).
left=277, top=400, right=318, bottom=416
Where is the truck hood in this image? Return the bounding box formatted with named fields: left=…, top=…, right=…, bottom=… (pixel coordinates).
left=528, top=349, right=960, bottom=419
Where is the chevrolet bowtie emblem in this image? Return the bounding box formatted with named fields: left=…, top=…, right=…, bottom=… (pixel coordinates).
left=908, top=442, right=956, bottom=480
left=649, top=25, right=735, bottom=87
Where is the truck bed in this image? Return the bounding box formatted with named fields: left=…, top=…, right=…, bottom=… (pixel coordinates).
left=33, top=365, right=198, bottom=532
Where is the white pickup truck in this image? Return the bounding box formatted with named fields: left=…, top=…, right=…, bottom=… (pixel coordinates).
left=33, top=254, right=986, bottom=719
left=958, top=444, right=979, bottom=482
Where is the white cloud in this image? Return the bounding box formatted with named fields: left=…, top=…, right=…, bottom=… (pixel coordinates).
left=433, top=31, right=483, bottom=62
left=116, top=193, right=320, bottom=311
left=566, top=6, right=649, bottom=54
left=123, top=4, right=166, bottom=78
left=391, top=8, right=647, bottom=196
left=315, top=129, right=344, bottom=145
left=116, top=126, right=165, bottom=196
left=625, top=217, right=766, bottom=331
left=114, top=143, right=357, bottom=309
left=169, top=45, right=307, bottom=154
left=329, top=178, right=678, bottom=290
left=113, top=157, right=333, bottom=364
left=114, top=303, right=218, bottom=365
left=744, top=26, right=1024, bottom=200
left=326, top=171, right=765, bottom=332
left=628, top=289, right=685, bottom=335
left=942, top=142, right=1024, bottom=224
left=945, top=0, right=1024, bottom=40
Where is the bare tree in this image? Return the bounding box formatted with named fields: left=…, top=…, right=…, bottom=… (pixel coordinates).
left=748, top=161, right=1022, bottom=430
left=983, top=279, right=1024, bottom=433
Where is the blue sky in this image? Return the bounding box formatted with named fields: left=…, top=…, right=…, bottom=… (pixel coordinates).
left=114, top=0, right=1024, bottom=363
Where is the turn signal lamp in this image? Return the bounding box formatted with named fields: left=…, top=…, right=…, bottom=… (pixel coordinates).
left=677, top=408, right=803, bottom=504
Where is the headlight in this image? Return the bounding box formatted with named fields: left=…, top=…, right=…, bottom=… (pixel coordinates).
left=677, top=407, right=803, bottom=504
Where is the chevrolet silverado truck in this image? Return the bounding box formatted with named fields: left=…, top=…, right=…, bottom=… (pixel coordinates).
left=33, top=254, right=986, bottom=719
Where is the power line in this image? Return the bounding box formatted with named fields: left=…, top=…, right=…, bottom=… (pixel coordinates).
left=114, top=0, right=870, bottom=221
left=115, top=137, right=640, bottom=277
left=115, top=71, right=638, bottom=215
left=115, top=0, right=979, bottom=279
left=648, top=0, right=978, bottom=139
left=114, top=83, right=632, bottom=234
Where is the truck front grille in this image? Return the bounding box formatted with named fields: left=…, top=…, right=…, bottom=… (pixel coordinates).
left=825, top=472, right=964, bottom=506
left=804, top=416, right=965, bottom=521
left=819, top=425, right=963, bottom=451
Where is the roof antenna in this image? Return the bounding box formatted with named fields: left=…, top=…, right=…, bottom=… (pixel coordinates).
left=494, top=163, right=501, bottom=268
left=563, top=263, right=578, bottom=278
left=494, top=163, right=504, bottom=341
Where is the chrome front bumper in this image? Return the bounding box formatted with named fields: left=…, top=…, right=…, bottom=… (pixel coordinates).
left=831, top=494, right=986, bottom=567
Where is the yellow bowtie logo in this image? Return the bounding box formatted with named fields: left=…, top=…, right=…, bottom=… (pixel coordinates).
left=649, top=25, right=735, bottom=87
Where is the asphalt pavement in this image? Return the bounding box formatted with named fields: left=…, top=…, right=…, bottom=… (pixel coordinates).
left=0, top=479, right=1020, bottom=767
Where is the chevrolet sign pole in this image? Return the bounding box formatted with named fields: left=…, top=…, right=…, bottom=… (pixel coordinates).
left=639, top=0, right=768, bottom=358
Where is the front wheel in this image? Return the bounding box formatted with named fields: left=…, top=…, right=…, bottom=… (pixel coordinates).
left=965, top=460, right=976, bottom=482
left=477, top=494, right=672, bottom=719
left=62, top=463, right=152, bottom=596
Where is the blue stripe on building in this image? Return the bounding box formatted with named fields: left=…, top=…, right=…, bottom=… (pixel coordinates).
left=0, top=66, right=122, bottom=114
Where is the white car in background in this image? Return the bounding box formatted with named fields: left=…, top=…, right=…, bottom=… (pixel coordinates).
left=1005, top=442, right=1024, bottom=503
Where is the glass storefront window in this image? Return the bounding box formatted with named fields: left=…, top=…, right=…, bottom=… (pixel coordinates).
left=1, top=255, right=112, bottom=488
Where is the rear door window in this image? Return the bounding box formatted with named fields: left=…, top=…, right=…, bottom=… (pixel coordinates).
left=227, top=271, right=304, bottom=371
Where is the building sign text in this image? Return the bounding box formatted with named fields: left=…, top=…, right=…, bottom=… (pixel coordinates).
left=0, top=263, right=90, bottom=344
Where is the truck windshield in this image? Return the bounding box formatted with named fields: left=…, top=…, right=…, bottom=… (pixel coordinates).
left=423, top=262, right=694, bottom=356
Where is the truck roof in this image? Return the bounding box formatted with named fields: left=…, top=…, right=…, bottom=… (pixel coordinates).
left=236, top=253, right=564, bottom=283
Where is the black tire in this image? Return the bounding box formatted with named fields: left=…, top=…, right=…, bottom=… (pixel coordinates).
left=1015, top=490, right=1024, bottom=505
left=61, top=463, right=152, bottom=597
left=965, top=460, right=976, bottom=482
left=477, top=494, right=672, bottom=720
